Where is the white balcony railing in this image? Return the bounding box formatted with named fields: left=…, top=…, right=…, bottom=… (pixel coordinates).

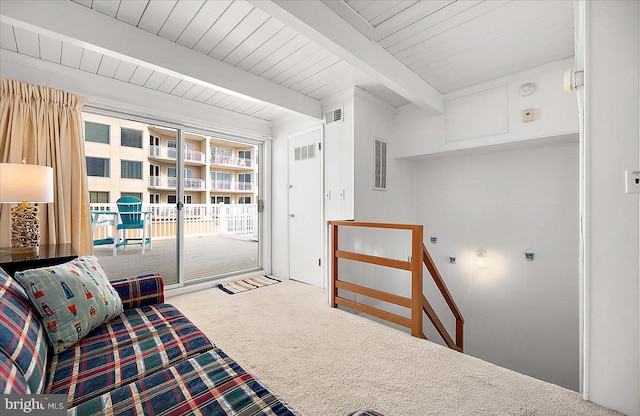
left=90, top=203, right=258, bottom=241
left=149, top=146, right=206, bottom=163
left=211, top=180, right=253, bottom=192
left=210, top=154, right=253, bottom=169
left=149, top=176, right=206, bottom=190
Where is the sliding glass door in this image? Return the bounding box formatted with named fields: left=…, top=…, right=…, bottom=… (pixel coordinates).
left=181, top=131, right=261, bottom=283
left=84, top=111, right=262, bottom=286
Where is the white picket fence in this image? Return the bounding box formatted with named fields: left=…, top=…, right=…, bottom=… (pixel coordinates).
left=90, top=203, right=258, bottom=241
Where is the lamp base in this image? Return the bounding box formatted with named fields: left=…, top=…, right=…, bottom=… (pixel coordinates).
left=10, top=203, right=41, bottom=255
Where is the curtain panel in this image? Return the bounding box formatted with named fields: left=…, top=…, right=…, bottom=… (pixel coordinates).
left=0, top=78, right=92, bottom=254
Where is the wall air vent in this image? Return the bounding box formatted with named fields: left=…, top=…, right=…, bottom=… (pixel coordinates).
left=325, top=107, right=343, bottom=124
left=294, top=144, right=316, bottom=162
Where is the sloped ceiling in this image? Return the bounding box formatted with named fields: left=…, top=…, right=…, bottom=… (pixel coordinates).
left=0, top=0, right=574, bottom=122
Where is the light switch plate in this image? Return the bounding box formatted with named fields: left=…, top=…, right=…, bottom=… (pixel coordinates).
left=523, top=108, right=534, bottom=123
left=625, top=170, right=640, bottom=193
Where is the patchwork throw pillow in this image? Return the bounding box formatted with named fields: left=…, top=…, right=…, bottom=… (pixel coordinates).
left=13, top=255, right=123, bottom=354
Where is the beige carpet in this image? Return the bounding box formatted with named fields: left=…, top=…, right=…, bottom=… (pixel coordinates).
left=169, top=278, right=618, bottom=416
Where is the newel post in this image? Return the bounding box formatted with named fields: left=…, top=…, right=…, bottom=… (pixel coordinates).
left=411, top=225, right=424, bottom=338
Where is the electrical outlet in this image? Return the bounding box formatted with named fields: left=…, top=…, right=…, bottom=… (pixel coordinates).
left=625, top=170, right=640, bottom=193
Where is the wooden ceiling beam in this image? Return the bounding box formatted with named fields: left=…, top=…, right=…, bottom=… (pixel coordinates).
left=250, top=0, right=444, bottom=114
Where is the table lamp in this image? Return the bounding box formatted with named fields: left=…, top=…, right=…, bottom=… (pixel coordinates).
left=0, top=161, right=54, bottom=255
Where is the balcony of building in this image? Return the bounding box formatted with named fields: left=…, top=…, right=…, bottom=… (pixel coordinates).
left=149, top=145, right=206, bottom=165
left=149, top=176, right=206, bottom=191
left=210, top=180, right=253, bottom=193
left=210, top=154, right=253, bottom=170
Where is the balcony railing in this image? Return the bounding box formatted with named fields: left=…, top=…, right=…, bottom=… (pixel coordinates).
left=149, top=146, right=206, bottom=163
left=149, top=176, right=206, bottom=190
left=91, top=203, right=258, bottom=241
left=211, top=180, right=253, bottom=192
left=210, top=154, right=253, bottom=169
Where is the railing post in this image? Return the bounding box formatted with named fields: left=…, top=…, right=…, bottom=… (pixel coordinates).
left=456, top=319, right=464, bottom=352
left=331, top=224, right=338, bottom=308
left=411, top=225, right=424, bottom=338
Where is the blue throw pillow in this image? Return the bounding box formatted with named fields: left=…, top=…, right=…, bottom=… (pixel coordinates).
left=13, top=255, right=123, bottom=354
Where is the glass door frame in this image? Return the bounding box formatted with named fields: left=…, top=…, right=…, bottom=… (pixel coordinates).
left=83, top=106, right=266, bottom=289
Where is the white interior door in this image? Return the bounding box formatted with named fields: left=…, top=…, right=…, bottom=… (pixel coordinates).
left=288, top=131, right=323, bottom=287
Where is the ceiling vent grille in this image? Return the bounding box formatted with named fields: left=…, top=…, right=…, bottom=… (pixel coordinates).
left=325, top=107, right=343, bottom=124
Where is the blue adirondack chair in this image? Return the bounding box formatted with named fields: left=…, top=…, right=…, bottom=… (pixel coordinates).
left=114, top=196, right=152, bottom=256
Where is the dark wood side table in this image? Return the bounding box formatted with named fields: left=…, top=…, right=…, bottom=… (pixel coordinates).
left=0, top=244, right=78, bottom=277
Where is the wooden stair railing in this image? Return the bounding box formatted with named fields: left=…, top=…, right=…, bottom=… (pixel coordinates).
left=328, top=220, right=464, bottom=353
left=422, top=244, right=464, bottom=352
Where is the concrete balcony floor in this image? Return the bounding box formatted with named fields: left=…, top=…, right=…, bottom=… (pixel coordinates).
left=94, top=236, right=259, bottom=286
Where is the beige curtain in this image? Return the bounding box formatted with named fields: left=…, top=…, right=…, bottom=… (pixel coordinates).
left=0, top=78, right=92, bottom=255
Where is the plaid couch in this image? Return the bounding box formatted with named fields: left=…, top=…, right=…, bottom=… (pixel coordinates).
left=0, top=266, right=298, bottom=415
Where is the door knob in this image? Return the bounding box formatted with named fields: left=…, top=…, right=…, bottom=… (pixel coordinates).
left=289, top=214, right=295, bottom=218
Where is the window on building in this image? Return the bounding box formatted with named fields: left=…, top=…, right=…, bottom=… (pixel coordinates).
left=121, top=192, right=142, bottom=200
left=238, top=173, right=251, bottom=191
left=121, top=160, right=142, bottom=179
left=211, top=147, right=232, bottom=163
left=149, top=193, right=160, bottom=204
left=238, top=150, right=251, bottom=160
left=86, top=157, right=110, bottom=177
left=168, top=167, right=192, bottom=178
left=211, top=171, right=231, bottom=190
left=89, top=191, right=109, bottom=204
left=149, top=135, right=160, bottom=157
left=212, top=195, right=231, bottom=204
left=85, top=121, right=110, bottom=144
left=121, top=127, right=143, bottom=148
left=238, top=196, right=251, bottom=204
left=167, top=194, right=192, bottom=204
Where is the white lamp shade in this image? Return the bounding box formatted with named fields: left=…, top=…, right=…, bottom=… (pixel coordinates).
left=0, top=163, right=54, bottom=203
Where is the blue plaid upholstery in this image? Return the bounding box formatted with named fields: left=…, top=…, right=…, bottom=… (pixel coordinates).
left=0, top=351, right=31, bottom=394
left=0, top=267, right=48, bottom=393
left=2, top=266, right=298, bottom=415
left=348, top=411, right=385, bottom=416
left=111, top=273, right=164, bottom=309
left=69, top=348, right=298, bottom=416
left=45, top=303, right=214, bottom=408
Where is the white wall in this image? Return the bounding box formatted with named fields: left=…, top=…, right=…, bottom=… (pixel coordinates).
left=584, top=2, right=640, bottom=415
left=336, top=89, right=418, bottom=306
left=415, top=143, right=580, bottom=391
left=323, top=92, right=355, bottom=222
left=353, top=88, right=416, bottom=224
left=395, top=58, right=578, bottom=159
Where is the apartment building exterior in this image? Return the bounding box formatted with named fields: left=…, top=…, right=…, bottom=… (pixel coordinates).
left=83, top=113, right=257, bottom=206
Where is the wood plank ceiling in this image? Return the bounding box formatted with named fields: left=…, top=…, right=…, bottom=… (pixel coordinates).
left=0, top=0, right=574, bottom=122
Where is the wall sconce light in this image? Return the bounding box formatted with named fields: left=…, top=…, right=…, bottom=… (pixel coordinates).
left=476, top=249, right=487, bottom=268
left=0, top=161, right=54, bottom=255
left=449, top=255, right=456, bottom=264
left=524, top=250, right=535, bottom=261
